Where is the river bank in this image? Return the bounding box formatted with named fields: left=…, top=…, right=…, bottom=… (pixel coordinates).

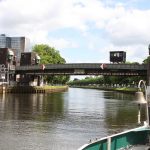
left=70, top=85, right=138, bottom=94
left=0, top=85, right=68, bottom=93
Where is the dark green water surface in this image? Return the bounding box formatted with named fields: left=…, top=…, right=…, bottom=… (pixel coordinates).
left=0, top=88, right=139, bottom=150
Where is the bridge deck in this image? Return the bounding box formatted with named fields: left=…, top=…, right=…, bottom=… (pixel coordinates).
left=15, top=63, right=147, bottom=76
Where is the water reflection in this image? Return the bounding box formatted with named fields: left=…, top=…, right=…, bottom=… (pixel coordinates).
left=103, top=91, right=138, bottom=133
left=104, top=91, right=134, bottom=101
left=0, top=93, right=65, bottom=121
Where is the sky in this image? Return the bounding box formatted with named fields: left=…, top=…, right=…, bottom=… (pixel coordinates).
left=0, top=0, right=150, bottom=65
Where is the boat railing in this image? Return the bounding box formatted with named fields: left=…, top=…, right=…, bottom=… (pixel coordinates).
left=78, top=124, right=150, bottom=150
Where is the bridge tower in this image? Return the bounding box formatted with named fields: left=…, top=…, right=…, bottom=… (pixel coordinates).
left=18, top=52, right=41, bottom=86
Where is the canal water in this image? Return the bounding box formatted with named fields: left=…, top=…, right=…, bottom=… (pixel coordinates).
left=0, top=88, right=139, bottom=150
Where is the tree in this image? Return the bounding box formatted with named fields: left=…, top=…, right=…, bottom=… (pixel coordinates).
left=32, top=44, right=65, bottom=64
left=32, top=44, right=70, bottom=84
left=143, top=56, right=150, bottom=64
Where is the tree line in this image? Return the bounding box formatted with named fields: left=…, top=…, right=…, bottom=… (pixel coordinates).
left=68, top=76, right=145, bottom=87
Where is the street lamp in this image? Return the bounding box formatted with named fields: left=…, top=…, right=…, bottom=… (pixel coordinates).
left=135, top=80, right=149, bottom=125
left=7, top=49, right=14, bottom=85
left=35, top=54, right=41, bottom=65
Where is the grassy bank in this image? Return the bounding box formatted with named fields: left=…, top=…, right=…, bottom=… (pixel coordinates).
left=0, top=85, right=68, bottom=93
left=41, top=85, right=68, bottom=93
left=36, top=85, right=68, bottom=90
left=70, top=86, right=138, bottom=94
left=113, top=87, right=138, bottom=93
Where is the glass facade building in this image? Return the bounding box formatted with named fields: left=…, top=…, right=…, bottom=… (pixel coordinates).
left=0, top=34, right=30, bottom=62
left=0, top=35, right=7, bottom=48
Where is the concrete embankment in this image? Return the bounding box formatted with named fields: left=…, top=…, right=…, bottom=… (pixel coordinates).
left=70, top=86, right=138, bottom=94
left=0, top=85, right=68, bottom=94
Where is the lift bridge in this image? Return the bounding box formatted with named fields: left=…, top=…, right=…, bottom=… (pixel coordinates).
left=15, top=47, right=147, bottom=76
left=1, top=48, right=150, bottom=86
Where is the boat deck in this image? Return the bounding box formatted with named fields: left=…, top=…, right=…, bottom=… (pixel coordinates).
left=127, top=145, right=150, bottom=150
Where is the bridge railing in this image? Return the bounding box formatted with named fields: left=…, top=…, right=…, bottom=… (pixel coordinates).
left=16, top=63, right=147, bottom=70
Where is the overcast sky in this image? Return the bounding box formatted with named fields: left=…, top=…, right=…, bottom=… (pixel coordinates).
left=0, top=0, right=150, bottom=64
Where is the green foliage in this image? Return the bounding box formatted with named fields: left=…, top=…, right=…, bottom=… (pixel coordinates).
left=68, top=75, right=145, bottom=87
left=68, top=76, right=104, bottom=86
left=143, top=56, right=150, bottom=64
left=47, top=75, right=70, bottom=84
left=32, top=44, right=65, bottom=64
left=32, top=44, right=69, bottom=84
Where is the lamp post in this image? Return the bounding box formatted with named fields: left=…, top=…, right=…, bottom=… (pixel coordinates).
left=135, top=80, right=149, bottom=125
left=7, top=49, right=14, bottom=85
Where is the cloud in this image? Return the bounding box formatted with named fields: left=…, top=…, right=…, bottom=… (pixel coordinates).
left=0, top=0, right=90, bottom=33
left=105, top=9, right=150, bottom=46
left=30, top=32, right=78, bottom=50
left=0, top=0, right=149, bottom=63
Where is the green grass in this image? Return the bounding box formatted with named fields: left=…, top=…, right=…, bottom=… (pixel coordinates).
left=114, top=87, right=138, bottom=92
left=35, top=85, right=68, bottom=90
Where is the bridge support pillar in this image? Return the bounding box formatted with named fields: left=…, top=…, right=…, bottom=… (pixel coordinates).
left=37, top=75, right=44, bottom=86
